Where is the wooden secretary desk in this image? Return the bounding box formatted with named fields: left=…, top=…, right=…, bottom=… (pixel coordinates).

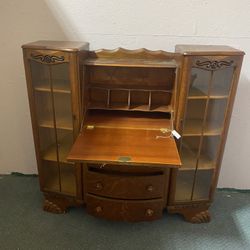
left=22, top=41, right=244, bottom=223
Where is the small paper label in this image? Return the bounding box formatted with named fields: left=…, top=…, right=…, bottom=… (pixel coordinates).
left=172, top=130, right=181, bottom=139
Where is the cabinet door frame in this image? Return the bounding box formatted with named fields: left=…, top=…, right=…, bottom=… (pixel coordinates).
left=169, top=54, right=244, bottom=205
left=23, top=48, right=82, bottom=198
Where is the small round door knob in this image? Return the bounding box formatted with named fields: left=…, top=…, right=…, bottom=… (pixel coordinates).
left=95, top=182, right=103, bottom=190
left=95, top=206, right=103, bottom=213
left=146, top=185, right=154, bottom=192
left=146, top=208, right=154, bottom=216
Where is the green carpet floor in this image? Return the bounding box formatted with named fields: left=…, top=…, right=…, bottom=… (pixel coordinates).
left=0, top=175, right=250, bottom=250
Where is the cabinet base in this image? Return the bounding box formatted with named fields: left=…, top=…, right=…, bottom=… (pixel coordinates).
left=43, top=193, right=81, bottom=214
left=167, top=203, right=211, bottom=223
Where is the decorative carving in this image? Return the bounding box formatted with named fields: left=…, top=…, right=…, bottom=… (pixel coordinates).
left=43, top=199, right=66, bottom=214
left=189, top=210, right=211, bottom=223
left=88, top=47, right=177, bottom=61
left=43, top=193, right=81, bottom=214
left=168, top=203, right=211, bottom=224
left=195, top=60, right=234, bottom=70
left=31, top=54, right=65, bottom=63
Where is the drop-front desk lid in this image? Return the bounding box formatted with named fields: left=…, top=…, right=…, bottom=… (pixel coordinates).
left=68, top=126, right=181, bottom=168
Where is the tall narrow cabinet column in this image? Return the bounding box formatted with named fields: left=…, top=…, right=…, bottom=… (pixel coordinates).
left=168, top=45, right=244, bottom=222
left=22, top=41, right=89, bottom=212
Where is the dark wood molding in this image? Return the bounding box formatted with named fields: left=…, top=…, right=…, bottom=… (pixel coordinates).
left=31, top=54, right=65, bottom=63
left=195, top=59, right=234, bottom=70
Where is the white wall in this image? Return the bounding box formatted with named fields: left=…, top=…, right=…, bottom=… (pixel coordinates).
left=0, top=0, right=249, bottom=188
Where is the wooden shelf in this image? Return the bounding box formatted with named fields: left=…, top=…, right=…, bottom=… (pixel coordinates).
left=110, top=103, right=130, bottom=110
left=88, top=103, right=172, bottom=113
left=188, top=87, right=229, bottom=99
left=42, top=136, right=74, bottom=164
left=183, top=119, right=222, bottom=136
left=150, top=105, right=172, bottom=112
left=129, top=104, right=150, bottom=111
left=39, top=117, right=73, bottom=130
left=88, top=84, right=172, bottom=92
left=85, top=110, right=171, bottom=130
left=85, top=58, right=177, bottom=68
left=44, top=168, right=76, bottom=196
left=180, top=146, right=216, bottom=170
left=210, top=88, right=229, bottom=99
left=198, top=154, right=217, bottom=169
left=88, top=87, right=173, bottom=113
left=34, top=80, right=71, bottom=94
left=188, top=87, right=207, bottom=98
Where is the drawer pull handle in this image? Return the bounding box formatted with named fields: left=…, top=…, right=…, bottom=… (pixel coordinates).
left=95, top=206, right=103, bottom=213
left=146, top=185, right=154, bottom=192
left=95, top=182, right=103, bottom=190
left=146, top=208, right=154, bottom=216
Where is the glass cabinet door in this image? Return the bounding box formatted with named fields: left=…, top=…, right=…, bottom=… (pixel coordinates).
left=175, top=57, right=235, bottom=202
left=51, top=63, right=76, bottom=196
left=30, top=58, right=76, bottom=196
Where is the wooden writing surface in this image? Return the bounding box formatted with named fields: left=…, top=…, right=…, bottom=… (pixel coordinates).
left=68, top=127, right=181, bottom=167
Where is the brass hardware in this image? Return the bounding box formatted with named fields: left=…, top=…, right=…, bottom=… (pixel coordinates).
left=95, top=182, right=103, bottom=190
left=160, top=128, right=170, bottom=134
left=146, top=208, right=154, bottom=216
left=86, top=125, right=95, bottom=130
left=146, top=185, right=154, bottom=192
left=118, top=156, right=131, bottom=162
left=95, top=206, right=103, bottom=213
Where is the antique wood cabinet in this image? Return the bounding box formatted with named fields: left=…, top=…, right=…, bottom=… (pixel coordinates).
left=22, top=41, right=244, bottom=222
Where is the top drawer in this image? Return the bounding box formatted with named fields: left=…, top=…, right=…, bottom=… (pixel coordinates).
left=85, top=169, right=166, bottom=199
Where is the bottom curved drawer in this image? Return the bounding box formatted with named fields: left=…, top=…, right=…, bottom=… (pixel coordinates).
left=86, top=194, right=164, bottom=222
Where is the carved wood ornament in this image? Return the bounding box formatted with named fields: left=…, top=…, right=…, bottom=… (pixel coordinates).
left=195, top=60, right=234, bottom=70
left=31, top=54, right=65, bottom=63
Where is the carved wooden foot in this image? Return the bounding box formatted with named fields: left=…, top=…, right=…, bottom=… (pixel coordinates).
left=43, top=199, right=67, bottom=214
left=168, top=204, right=211, bottom=223
left=183, top=209, right=211, bottom=223
left=43, top=193, right=79, bottom=214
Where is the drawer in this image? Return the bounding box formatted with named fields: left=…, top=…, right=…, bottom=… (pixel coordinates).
left=88, top=164, right=164, bottom=174
left=86, top=194, right=164, bottom=222
left=85, top=170, right=165, bottom=199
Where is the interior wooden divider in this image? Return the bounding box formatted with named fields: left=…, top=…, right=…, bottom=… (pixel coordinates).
left=109, top=89, right=130, bottom=109
left=88, top=86, right=173, bottom=113
left=129, top=90, right=150, bottom=110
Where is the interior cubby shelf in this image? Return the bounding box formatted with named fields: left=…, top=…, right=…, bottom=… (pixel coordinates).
left=88, top=86, right=173, bottom=113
